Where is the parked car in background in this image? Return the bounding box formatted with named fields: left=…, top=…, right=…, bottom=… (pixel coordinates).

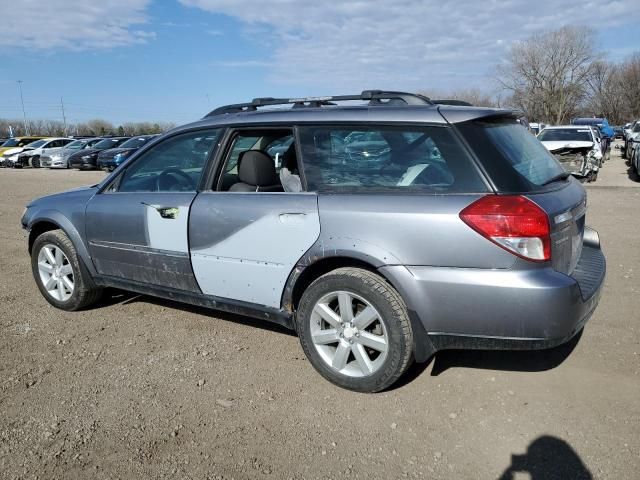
left=528, top=122, right=546, bottom=135
left=16, top=138, right=74, bottom=168
left=68, top=137, right=130, bottom=170
left=21, top=90, right=605, bottom=392
left=572, top=118, right=614, bottom=155
left=538, top=126, right=601, bottom=182
left=613, top=126, right=624, bottom=139
left=623, top=120, right=640, bottom=160
left=630, top=137, right=640, bottom=175
left=97, top=135, right=158, bottom=171
left=0, top=137, right=46, bottom=165
left=41, top=137, right=103, bottom=168
left=0, top=137, right=47, bottom=167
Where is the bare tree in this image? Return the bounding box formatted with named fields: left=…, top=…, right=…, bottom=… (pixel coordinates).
left=618, top=53, right=640, bottom=120
left=497, top=26, right=598, bottom=124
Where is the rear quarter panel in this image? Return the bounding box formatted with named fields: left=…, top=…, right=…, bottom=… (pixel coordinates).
left=309, top=194, right=516, bottom=268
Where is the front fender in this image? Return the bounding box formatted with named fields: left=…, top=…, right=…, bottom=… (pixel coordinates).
left=27, top=209, right=96, bottom=276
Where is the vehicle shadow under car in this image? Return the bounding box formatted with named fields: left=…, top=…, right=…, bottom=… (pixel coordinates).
left=97, top=288, right=583, bottom=388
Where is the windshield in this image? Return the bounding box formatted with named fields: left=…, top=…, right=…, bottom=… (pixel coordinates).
left=26, top=139, right=47, bottom=148
left=538, top=129, right=593, bottom=142
left=456, top=117, right=566, bottom=191
left=119, top=136, right=152, bottom=149
left=2, top=138, right=22, bottom=147
left=94, top=138, right=128, bottom=149
left=65, top=140, right=85, bottom=150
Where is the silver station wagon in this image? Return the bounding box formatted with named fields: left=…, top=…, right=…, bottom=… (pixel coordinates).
left=22, top=91, right=605, bottom=392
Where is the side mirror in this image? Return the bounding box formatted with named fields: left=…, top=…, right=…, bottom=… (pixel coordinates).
left=596, top=137, right=601, bottom=143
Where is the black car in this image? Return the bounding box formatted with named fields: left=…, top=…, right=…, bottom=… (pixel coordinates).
left=68, top=137, right=130, bottom=170
left=96, top=135, right=157, bottom=171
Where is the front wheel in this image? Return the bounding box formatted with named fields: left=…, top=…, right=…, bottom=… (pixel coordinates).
left=31, top=230, right=102, bottom=311
left=31, top=155, right=41, bottom=168
left=297, top=267, right=413, bottom=393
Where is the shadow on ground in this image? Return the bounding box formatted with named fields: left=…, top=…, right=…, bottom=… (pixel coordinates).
left=429, top=330, right=583, bottom=376
left=498, top=435, right=592, bottom=480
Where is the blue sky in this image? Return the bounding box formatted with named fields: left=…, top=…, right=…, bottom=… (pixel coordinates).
left=0, top=0, right=638, bottom=126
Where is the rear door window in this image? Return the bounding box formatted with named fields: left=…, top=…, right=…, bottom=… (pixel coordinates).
left=297, top=125, right=487, bottom=193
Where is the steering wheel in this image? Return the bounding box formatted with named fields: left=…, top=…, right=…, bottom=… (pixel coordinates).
left=156, top=167, right=194, bottom=191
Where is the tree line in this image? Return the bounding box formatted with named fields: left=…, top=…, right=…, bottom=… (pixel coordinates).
left=423, top=25, right=640, bottom=126
left=0, top=118, right=176, bottom=138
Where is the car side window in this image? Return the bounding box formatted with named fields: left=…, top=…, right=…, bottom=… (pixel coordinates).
left=116, top=129, right=221, bottom=193
left=216, top=129, right=297, bottom=192
left=298, top=125, right=486, bottom=193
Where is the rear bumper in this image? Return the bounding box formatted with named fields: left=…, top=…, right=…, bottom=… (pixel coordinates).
left=381, top=237, right=605, bottom=351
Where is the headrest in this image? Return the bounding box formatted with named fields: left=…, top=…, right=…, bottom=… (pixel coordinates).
left=237, top=150, right=279, bottom=186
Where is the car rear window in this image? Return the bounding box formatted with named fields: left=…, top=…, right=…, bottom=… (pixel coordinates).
left=538, top=129, right=593, bottom=142
left=297, top=125, right=488, bottom=193
left=456, top=117, right=566, bottom=192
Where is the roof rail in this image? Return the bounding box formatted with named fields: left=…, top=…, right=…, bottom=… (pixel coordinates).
left=432, top=99, right=474, bottom=106
left=205, top=90, right=433, bottom=117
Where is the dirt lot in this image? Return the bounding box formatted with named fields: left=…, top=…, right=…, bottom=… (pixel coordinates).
left=1, top=146, right=639, bottom=480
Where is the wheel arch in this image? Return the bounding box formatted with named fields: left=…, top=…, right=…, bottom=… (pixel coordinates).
left=27, top=212, right=97, bottom=276
left=282, top=255, right=434, bottom=362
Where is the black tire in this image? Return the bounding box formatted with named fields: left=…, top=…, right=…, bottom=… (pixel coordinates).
left=32, top=155, right=40, bottom=168
left=297, top=267, right=413, bottom=393
left=31, top=229, right=102, bottom=311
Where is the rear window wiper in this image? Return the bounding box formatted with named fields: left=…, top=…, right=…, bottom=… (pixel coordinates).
left=540, top=171, right=571, bottom=186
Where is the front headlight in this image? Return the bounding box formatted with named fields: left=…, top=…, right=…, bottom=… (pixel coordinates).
left=81, top=154, right=92, bottom=160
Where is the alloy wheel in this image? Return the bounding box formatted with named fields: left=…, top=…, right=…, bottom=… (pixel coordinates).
left=310, top=290, right=388, bottom=377
left=37, top=244, right=74, bottom=301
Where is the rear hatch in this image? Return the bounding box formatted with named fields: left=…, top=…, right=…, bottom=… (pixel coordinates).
left=451, top=113, right=586, bottom=275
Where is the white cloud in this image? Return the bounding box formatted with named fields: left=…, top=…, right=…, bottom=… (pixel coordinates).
left=0, top=0, right=154, bottom=50
left=180, top=0, right=640, bottom=90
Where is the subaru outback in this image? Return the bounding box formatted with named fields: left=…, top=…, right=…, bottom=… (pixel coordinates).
left=21, top=91, right=605, bottom=392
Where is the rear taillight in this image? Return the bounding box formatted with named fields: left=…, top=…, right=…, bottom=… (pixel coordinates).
left=460, top=195, right=551, bottom=262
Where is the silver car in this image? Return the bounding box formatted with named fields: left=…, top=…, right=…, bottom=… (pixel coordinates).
left=21, top=91, right=606, bottom=392
left=41, top=137, right=103, bottom=168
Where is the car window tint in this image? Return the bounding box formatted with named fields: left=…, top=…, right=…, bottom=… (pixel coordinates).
left=297, top=125, right=487, bottom=193
left=117, top=129, right=221, bottom=193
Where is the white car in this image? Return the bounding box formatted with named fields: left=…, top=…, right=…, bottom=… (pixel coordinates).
left=14, top=138, right=74, bottom=168
left=537, top=126, right=602, bottom=182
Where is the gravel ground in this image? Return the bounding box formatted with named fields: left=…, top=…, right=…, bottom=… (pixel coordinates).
left=1, top=145, right=639, bottom=480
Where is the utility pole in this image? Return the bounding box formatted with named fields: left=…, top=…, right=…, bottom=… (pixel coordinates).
left=60, top=97, right=67, bottom=136
left=17, top=80, right=28, bottom=135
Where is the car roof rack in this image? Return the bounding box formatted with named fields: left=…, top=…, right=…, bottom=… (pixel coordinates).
left=205, top=90, right=433, bottom=117
left=432, top=99, right=474, bottom=106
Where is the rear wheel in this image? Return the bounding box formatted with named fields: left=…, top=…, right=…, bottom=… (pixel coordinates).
left=297, top=267, right=413, bottom=392
left=31, top=230, right=102, bottom=311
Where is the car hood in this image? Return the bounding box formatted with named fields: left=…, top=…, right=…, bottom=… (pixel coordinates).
left=97, top=147, right=134, bottom=158
left=69, top=148, right=100, bottom=159
left=27, top=184, right=99, bottom=208
left=541, top=140, right=595, bottom=152
left=2, top=146, right=27, bottom=157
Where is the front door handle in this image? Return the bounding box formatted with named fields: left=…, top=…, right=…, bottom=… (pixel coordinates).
left=142, top=202, right=180, bottom=219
